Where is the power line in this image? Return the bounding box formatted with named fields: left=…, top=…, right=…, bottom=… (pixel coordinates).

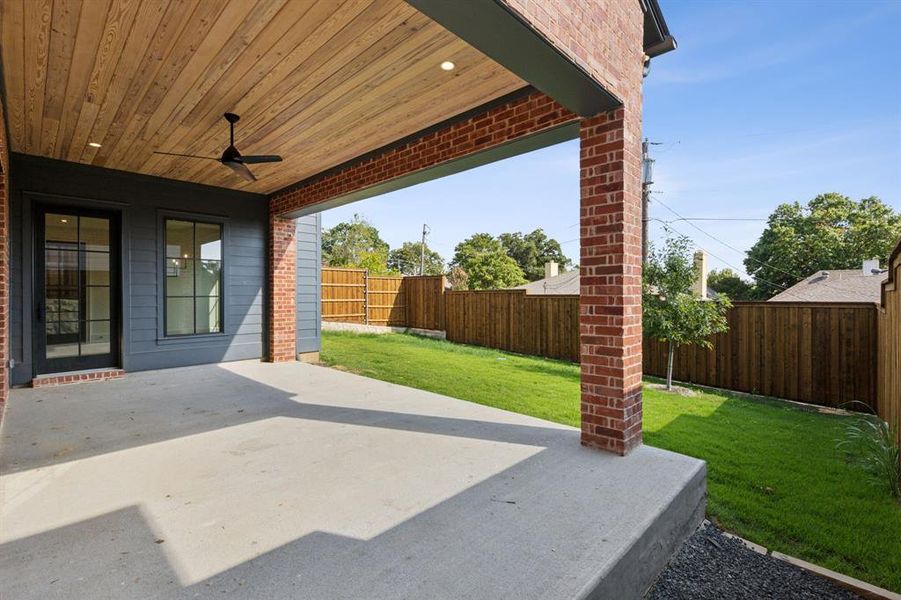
left=648, top=194, right=869, bottom=298
left=652, top=220, right=810, bottom=301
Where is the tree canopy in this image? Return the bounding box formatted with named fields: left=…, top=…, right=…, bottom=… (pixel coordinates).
left=387, top=242, right=445, bottom=276
left=451, top=233, right=526, bottom=290
left=321, top=214, right=393, bottom=275
left=644, top=236, right=731, bottom=389
left=498, top=229, right=572, bottom=281
left=745, top=194, right=901, bottom=298
left=707, top=268, right=757, bottom=301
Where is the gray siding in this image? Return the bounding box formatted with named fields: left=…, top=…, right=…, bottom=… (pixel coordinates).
left=7, top=154, right=320, bottom=384
left=296, top=213, right=321, bottom=353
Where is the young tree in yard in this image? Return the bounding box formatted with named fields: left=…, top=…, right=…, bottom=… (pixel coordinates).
left=321, top=214, right=393, bottom=274
left=387, top=242, right=445, bottom=276
left=644, top=236, right=731, bottom=390
left=451, top=233, right=526, bottom=290
left=498, top=229, right=572, bottom=281
left=707, top=268, right=757, bottom=301
left=746, top=194, right=901, bottom=298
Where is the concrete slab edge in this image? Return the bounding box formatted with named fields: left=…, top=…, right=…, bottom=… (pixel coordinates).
left=771, top=552, right=901, bottom=600
left=321, top=321, right=446, bottom=339
left=582, top=460, right=708, bottom=600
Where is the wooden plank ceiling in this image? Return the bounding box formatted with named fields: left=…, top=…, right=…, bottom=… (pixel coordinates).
left=0, top=0, right=525, bottom=193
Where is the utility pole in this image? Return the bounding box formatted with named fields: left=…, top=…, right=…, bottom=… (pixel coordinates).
left=419, top=223, right=430, bottom=275
left=640, top=139, right=656, bottom=265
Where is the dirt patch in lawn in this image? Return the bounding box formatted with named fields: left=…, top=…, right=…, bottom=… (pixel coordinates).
left=646, top=383, right=697, bottom=397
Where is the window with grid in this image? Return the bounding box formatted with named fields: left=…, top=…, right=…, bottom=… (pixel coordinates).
left=164, top=219, right=222, bottom=336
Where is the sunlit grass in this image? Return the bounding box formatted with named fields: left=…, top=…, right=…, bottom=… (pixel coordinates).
left=321, top=331, right=901, bottom=592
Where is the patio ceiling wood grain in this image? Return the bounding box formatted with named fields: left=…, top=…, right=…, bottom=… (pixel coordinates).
left=0, top=0, right=525, bottom=193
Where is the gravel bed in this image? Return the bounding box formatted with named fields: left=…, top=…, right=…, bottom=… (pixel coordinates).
left=646, top=522, right=861, bottom=599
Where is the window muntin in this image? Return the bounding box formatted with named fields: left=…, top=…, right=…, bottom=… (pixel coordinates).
left=165, top=219, right=222, bottom=336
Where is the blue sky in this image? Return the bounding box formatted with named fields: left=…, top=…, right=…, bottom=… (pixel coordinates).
left=322, top=0, right=901, bottom=278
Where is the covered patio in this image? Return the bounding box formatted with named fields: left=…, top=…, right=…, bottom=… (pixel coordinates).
left=0, top=1, right=703, bottom=597
left=0, top=362, right=704, bottom=599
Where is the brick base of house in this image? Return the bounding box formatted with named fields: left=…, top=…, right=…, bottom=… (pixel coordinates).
left=31, top=369, right=125, bottom=388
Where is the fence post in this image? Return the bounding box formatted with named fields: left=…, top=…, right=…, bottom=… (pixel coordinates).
left=363, top=269, right=369, bottom=325
left=439, top=276, right=447, bottom=331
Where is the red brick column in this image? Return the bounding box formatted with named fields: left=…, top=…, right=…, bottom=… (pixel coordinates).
left=268, top=215, right=297, bottom=362
left=579, top=107, right=644, bottom=455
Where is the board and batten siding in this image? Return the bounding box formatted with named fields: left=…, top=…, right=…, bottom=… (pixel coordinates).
left=296, top=213, right=321, bottom=354
left=8, top=154, right=320, bottom=384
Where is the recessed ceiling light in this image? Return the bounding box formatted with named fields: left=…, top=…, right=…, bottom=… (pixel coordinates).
left=88, top=141, right=102, bottom=148
left=440, top=61, right=455, bottom=71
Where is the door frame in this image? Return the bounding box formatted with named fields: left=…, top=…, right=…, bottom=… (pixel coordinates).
left=32, top=203, right=122, bottom=374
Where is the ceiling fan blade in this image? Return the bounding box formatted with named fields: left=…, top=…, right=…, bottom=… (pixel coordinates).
left=223, top=160, right=257, bottom=182
left=153, top=151, right=219, bottom=161
left=241, top=155, right=283, bottom=164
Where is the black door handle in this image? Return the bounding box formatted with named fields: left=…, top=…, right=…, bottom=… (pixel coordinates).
left=36, top=300, right=45, bottom=323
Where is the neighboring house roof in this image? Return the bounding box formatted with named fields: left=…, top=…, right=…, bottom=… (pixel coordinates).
left=514, top=270, right=580, bottom=295
left=517, top=271, right=724, bottom=299
left=768, top=269, right=888, bottom=303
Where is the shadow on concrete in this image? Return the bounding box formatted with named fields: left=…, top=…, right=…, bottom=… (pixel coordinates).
left=0, top=362, right=570, bottom=474
left=0, top=361, right=705, bottom=600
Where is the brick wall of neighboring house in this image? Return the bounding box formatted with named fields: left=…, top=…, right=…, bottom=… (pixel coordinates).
left=268, top=215, right=297, bottom=362
left=0, top=97, right=8, bottom=414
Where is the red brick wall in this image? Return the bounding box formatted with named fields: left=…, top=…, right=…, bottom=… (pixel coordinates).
left=268, top=90, right=578, bottom=374
left=499, top=1, right=647, bottom=454
left=268, top=215, right=297, bottom=362
left=579, top=109, right=644, bottom=455
left=500, top=0, right=644, bottom=104
left=270, top=91, right=577, bottom=217
left=269, top=1, right=647, bottom=455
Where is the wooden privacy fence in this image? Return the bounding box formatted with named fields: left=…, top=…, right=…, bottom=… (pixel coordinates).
left=644, top=303, right=879, bottom=409
left=322, top=267, right=898, bottom=413
left=877, top=241, right=901, bottom=443
left=321, top=268, right=445, bottom=329
left=321, top=268, right=366, bottom=323
left=444, top=290, right=579, bottom=362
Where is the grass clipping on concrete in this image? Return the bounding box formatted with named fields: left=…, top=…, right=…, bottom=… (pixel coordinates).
left=321, top=331, right=901, bottom=593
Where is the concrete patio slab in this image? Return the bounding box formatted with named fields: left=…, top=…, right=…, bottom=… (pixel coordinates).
left=0, top=361, right=705, bottom=599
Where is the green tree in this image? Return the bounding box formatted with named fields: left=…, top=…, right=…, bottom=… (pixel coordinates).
left=644, top=236, right=731, bottom=390
left=745, top=194, right=901, bottom=298
left=387, top=242, right=445, bottom=276
left=446, top=265, right=468, bottom=290
left=451, top=233, right=526, bottom=290
left=498, top=229, right=572, bottom=281
left=707, top=268, right=757, bottom=301
left=321, top=214, right=392, bottom=274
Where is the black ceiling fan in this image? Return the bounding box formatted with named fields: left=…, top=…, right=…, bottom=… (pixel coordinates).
left=154, top=113, right=282, bottom=182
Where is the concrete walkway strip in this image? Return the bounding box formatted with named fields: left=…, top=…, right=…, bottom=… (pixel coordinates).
left=771, top=552, right=901, bottom=600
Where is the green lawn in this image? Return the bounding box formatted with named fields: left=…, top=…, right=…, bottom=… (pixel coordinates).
left=320, top=330, right=901, bottom=592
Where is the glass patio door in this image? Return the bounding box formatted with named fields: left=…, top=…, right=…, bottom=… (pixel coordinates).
left=35, top=207, right=118, bottom=373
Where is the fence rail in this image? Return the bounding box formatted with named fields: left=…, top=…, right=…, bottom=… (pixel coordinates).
left=322, top=268, right=895, bottom=412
